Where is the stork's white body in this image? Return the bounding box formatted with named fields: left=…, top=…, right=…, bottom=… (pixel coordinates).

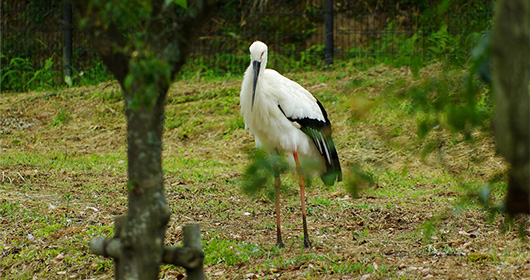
left=240, top=68, right=325, bottom=172
left=240, top=41, right=341, bottom=248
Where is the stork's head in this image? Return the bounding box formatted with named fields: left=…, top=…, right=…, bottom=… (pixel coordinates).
left=249, top=41, right=268, bottom=111
left=249, top=41, right=268, bottom=66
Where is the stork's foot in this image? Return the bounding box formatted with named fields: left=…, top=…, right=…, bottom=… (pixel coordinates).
left=276, top=240, right=285, bottom=248
left=303, top=237, right=311, bottom=249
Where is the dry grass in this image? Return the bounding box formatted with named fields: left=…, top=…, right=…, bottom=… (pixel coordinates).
left=1, top=64, right=529, bottom=279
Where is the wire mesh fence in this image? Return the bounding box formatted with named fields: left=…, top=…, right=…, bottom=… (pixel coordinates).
left=1, top=0, right=494, bottom=89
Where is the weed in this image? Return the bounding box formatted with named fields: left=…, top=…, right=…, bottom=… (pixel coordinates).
left=74, top=60, right=113, bottom=86
left=1, top=55, right=59, bottom=92
left=51, top=107, right=72, bottom=127
left=204, top=236, right=267, bottom=266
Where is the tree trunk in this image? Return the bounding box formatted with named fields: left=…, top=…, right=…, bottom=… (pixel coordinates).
left=69, top=0, right=218, bottom=278
left=491, top=0, right=530, bottom=214
left=115, top=85, right=170, bottom=278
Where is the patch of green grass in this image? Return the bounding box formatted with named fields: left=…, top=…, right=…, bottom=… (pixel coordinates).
left=0, top=194, right=114, bottom=279
left=328, top=260, right=372, bottom=274
left=255, top=221, right=276, bottom=230
left=225, top=114, right=245, bottom=132
left=74, top=60, right=113, bottom=87
left=0, top=150, right=127, bottom=176
left=51, top=107, right=72, bottom=127
left=204, top=236, right=270, bottom=266
left=164, top=156, right=228, bottom=183
left=309, top=196, right=333, bottom=207
left=165, top=88, right=240, bottom=139
left=91, top=87, right=122, bottom=102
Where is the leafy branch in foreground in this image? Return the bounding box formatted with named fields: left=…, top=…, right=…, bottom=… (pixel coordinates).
left=241, top=148, right=289, bottom=199
left=409, top=0, right=529, bottom=218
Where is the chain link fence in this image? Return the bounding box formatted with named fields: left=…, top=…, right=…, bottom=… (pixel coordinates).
left=1, top=0, right=493, bottom=88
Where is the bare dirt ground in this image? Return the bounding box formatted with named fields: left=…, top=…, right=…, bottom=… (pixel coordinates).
left=1, top=65, right=529, bottom=279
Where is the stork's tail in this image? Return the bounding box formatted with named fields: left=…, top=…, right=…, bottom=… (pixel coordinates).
left=279, top=99, right=342, bottom=186
left=320, top=136, right=342, bottom=186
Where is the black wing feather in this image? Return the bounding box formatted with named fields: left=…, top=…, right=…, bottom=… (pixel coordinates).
left=278, top=100, right=342, bottom=186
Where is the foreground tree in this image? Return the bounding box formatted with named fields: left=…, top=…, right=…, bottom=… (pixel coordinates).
left=69, top=0, right=217, bottom=278
left=491, top=0, right=529, bottom=214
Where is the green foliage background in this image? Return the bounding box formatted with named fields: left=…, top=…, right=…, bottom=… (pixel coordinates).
left=1, top=0, right=493, bottom=92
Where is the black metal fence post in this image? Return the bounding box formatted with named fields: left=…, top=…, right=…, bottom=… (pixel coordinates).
left=63, top=0, right=73, bottom=84
left=324, top=0, right=334, bottom=65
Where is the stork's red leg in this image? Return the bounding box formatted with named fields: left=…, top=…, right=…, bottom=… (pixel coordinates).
left=293, top=151, right=311, bottom=248
left=274, top=173, right=284, bottom=248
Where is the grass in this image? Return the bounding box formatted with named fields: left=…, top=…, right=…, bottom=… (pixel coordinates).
left=1, top=62, right=528, bottom=279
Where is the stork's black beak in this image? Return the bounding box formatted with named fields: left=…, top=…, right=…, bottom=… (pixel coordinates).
left=251, top=60, right=261, bottom=111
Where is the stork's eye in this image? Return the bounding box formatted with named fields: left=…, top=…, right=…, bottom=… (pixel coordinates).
left=260, top=52, right=264, bottom=59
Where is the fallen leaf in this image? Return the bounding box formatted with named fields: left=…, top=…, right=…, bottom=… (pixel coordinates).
left=53, top=253, right=65, bottom=264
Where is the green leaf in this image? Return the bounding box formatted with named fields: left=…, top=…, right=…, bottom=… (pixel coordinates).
left=124, top=73, right=134, bottom=91
left=174, top=0, right=187, bottom=9
left=478, top=184, right=491, bottom=203
left=65, top=75, right=73, bottom=87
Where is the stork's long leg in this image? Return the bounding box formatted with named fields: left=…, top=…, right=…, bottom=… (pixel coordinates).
left=273, top=160, right=285, bottom=248
left=293, top=151, right=311, bottom=248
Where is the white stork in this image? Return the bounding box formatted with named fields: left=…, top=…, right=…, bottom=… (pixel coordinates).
left=240, top=41, right=342, bottom=248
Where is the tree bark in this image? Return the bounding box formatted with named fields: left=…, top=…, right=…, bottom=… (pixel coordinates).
left=118, top=84, right=170, bottom=278
left=491, top=0, right=530, bottom=214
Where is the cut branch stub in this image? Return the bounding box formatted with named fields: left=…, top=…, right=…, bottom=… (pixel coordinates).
left=182, top=223, right=205, bottom=280
left=162, top=246, right=204, bottom=269
left=90, top=223, right=205, bottom=279
left=162, top=224, right=204, bottom=270
left=90, top=237, right=123, bottom=260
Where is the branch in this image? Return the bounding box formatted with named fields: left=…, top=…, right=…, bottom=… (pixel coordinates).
left=162, top=246, right=204, bottom=269
left=70, top=0, right=218, bottom=87
left=69, top=0, right=130, bottom=84
left=89, top=215, right=126, bottom=259
left=149, top=0, right=218, bottom=76
left=90, top=223, right=205, bottom=277
left=90, top=237, right=123, bottom=259
left=90, top=240, right=204, bottom=270
left=180, top=223, right=205, bottom=280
